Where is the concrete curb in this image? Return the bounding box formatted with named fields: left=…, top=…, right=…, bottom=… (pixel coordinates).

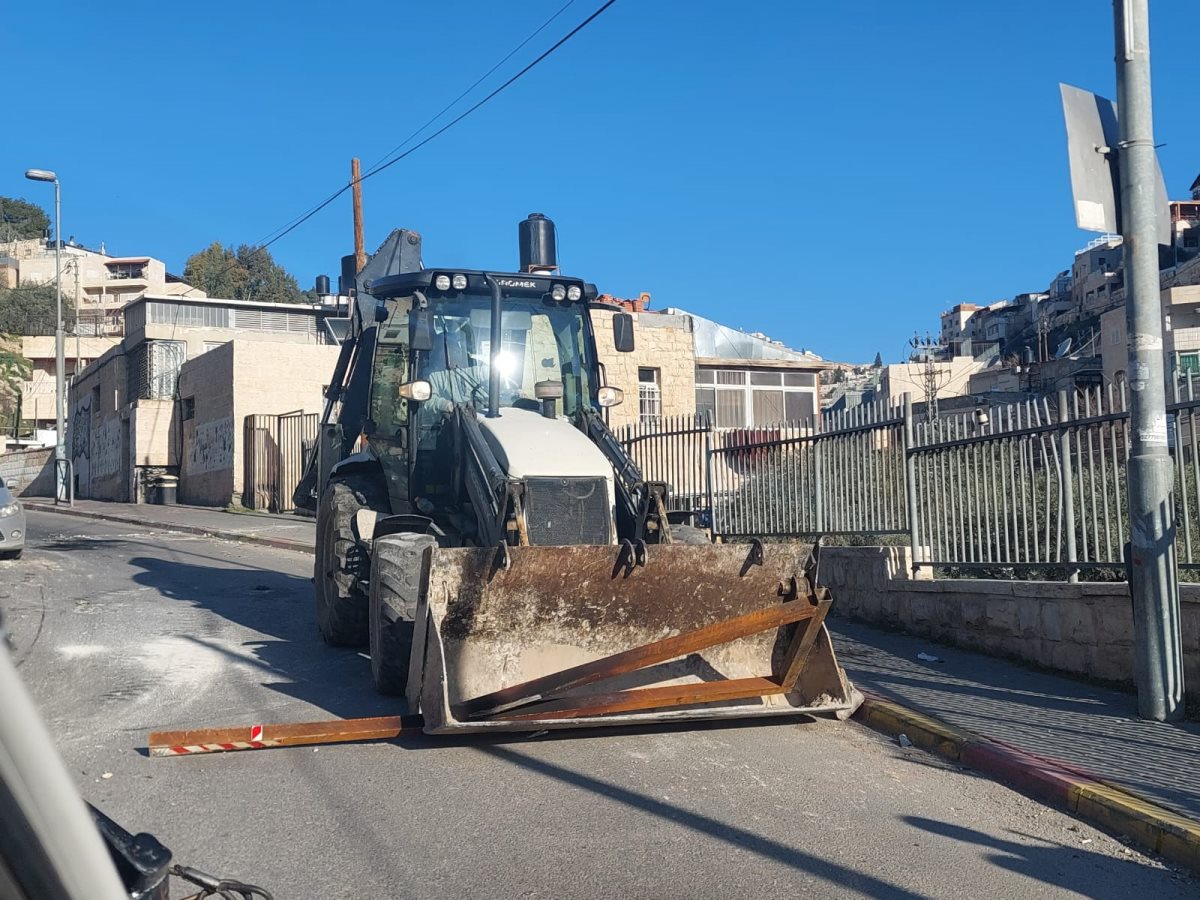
left=23, top=502, right=315, bottom=556
left=853, top=693, right=1200, bottom=872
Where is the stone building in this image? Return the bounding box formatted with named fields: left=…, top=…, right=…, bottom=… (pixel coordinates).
left=1100, top=283, right=1200, bottom=387
left=0, top=237, right=202, bottom=333
left=592, top=297, right=827, bottom=430
left=591, top=305, right=697, bottom=430
left=3, top=237, right=204, bottom=431
left=68, top=294, right=339, bottom=503
left=175, top=341, right=339, bottom=507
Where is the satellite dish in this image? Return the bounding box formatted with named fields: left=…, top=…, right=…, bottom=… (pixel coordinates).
left=1054, top=338, right=1073, bottom=359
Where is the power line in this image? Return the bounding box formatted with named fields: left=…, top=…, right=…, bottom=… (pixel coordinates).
left=361, top=0, right=580, bottom=175
left=252, top=0, right=582, bottom=251
left=249, top=0, right=617, bottom=259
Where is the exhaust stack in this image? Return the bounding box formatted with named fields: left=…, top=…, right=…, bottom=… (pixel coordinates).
left=519, top=213, right=557, bottom=273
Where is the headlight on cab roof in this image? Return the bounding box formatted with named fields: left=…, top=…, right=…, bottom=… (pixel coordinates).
left=434, top=274, right=451, bottom=291
left=566, top=285, right=582, bottom=301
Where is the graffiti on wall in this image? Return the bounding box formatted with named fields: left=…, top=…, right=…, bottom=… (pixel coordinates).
left=91, top=420, right=120, bottom=479
left=71, top=395, right=92, bottom=460
left=188, top=416, right=234, bottom=475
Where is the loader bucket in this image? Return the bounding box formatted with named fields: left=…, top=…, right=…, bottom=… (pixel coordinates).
left=406, top=541, right=862, bottom=733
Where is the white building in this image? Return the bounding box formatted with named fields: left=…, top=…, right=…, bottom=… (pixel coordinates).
left=0, top=237, right=203, bottom=335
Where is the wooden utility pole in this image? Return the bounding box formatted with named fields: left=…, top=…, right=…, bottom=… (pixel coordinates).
left=351, top=158, right=366, bottom=273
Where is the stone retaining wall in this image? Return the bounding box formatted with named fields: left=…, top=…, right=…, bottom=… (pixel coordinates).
left=0, top=447, right=55, bottom=497
left=820, top=546, right=1200, bottom=697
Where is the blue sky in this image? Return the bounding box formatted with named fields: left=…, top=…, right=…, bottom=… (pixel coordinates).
left=3, top=1, right=1197, bottom=363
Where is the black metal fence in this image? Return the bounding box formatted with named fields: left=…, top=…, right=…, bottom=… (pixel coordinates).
left=617, top=401, right=906, bottom=540
left=618, top=383, right=1200, bottom=579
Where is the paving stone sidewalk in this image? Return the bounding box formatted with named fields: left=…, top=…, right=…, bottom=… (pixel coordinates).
left=831, top=617, right=1200, bottom=821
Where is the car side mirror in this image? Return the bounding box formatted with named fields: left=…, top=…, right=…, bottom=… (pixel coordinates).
left=613, top=312, right=635, bottom=353
left=4, top=478, right=15, bottom=490
left=410, top=308, right=435, bottom=352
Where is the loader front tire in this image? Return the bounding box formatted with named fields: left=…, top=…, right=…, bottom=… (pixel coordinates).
left=369, top=532, right=437, bottom=696
left=315, top=474, right=387, bottom=647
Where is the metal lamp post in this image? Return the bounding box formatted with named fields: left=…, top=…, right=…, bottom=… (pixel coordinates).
left=24, top=168, right=69, bottom=504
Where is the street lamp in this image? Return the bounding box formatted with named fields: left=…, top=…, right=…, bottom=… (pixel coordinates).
left=24, top=167, right=69, bottom=504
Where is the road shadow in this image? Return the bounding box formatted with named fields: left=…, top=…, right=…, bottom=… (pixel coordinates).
left=478, top=744, right=930, bottom=899
left=125, top=554, right=399, bottom=722
left=902, top=815, right=1195, bottom=898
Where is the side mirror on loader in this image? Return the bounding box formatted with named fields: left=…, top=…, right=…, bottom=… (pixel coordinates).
left=410, top=308, right=435, bottom=352
left=613, top=312, right=635, bottom=353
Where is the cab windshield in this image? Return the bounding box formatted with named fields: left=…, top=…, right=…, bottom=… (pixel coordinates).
left=417, top=293, right=594, bottom=417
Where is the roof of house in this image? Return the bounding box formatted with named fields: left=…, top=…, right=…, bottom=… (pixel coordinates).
left=665, top=308, right=827, bottom=368
left=127, top=293, right=329, bottom=315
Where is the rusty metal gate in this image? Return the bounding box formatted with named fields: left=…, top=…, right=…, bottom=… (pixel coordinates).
left=243, top=411, right=318, bottom=512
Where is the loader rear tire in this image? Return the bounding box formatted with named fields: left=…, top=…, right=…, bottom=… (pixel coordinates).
left=670, top=524, right=711, bottom=545
left=315, top=474, right=388, bottom=647
left=369, top=532, right=437, bottom=696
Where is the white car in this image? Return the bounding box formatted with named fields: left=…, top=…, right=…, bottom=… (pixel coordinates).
left=0, top=479, right=25, bottom=559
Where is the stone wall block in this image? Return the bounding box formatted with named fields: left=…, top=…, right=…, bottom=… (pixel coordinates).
left=1087, top=644, right=1133, bottom=683
left=1017, top=598, right=1041, bottom=638
left=961, top=596, right=988, bottom=627
left=1040, top=603, right=1062, bottom=641
left=1050, top=641, right=1088, bottom=675
left=910, top=596, right=934, bottom=625
left=1179, top=602, right=1200, bottom=653
left=1059, top=601, right=1096, bottom=644
left=1091, top=600, right=1135, bottom=647
left=986, top=599, right=1019, bottom=635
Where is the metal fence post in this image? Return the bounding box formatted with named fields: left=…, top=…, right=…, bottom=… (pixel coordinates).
left=813, top=430, right=825, bottom=533
left=903, top=394, right=920, bottom=573
left=1059, top=389, right=1079, bottom=582
left=703, top=415, right=715, bottom=535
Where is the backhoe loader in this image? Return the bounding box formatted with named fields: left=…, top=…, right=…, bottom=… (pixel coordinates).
left=294, top=214, right=860, bottom=733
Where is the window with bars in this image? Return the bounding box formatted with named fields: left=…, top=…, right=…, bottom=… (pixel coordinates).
left=638, top=367, right=662, bottom=425
left=694, top=367, right=817, bottom=427
left=128, top=340, right=187, bottom=400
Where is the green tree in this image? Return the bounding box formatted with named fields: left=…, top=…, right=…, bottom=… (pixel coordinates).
left=183, top=242, right=307, bottom=304
left=0, top=197, right=51, bottom=241
left=0, top=336, right=31, bottom=422
left=0, top=284, right=71, bottom=336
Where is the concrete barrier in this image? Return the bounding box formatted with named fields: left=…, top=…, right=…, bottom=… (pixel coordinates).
left=821, top=545, right=1200, bottom=698
left=0, top=447, right=55, bottom=497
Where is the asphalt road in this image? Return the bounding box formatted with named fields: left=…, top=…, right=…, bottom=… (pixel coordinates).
left=2, top=509, right=1195, bottom=899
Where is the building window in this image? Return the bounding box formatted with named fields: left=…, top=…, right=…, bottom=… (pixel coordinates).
left=637, top=367, right=661, bottom=425
left=1178, top=353, right=1200, bottom=374
left=107, top=262, right=145, bottom=280
left=695, top=367, right=817, bottom=427
left=129, top=340, right=186, bottom=400
left=181, top=397, right=196, bottom=421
